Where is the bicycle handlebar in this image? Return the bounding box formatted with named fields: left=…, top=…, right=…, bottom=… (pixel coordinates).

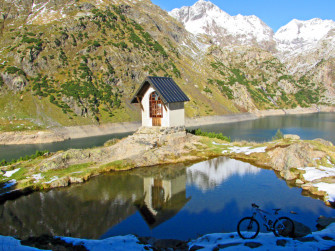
left=252, top=203, right=259, bottom=208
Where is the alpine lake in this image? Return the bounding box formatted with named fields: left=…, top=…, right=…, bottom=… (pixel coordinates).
left=0, top=112, right=335, bottom=241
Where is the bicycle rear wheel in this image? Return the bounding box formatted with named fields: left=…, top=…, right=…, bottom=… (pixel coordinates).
left=237, top=217, right=260, bottom=239
left=273, top=217, right=294, bottom=237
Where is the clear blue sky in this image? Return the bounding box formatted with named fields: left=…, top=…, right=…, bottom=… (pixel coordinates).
left=151, top=0, right=335, bottom=31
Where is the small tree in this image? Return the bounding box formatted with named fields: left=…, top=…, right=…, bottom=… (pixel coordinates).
left=272, top=129, right=284, bottom=140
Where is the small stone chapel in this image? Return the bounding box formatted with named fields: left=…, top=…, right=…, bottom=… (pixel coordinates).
left=131, top=76, right=189, bottom=127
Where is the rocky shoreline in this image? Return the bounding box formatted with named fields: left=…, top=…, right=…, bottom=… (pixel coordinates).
left=0, top=106, right=334, bottom=145
left=2, top=218, right=335, bottom=250
left=0, top=127, right=335, bottom=250
left=1, top=127, right=335, bottom=207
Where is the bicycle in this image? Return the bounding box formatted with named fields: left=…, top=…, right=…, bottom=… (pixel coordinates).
left=237, top=203, right=295, bottom=239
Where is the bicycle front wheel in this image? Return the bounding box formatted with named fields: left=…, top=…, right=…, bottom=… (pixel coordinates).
left=237, top=217, right=260, bottom=239
left=273, top=217, right=295, bottom=237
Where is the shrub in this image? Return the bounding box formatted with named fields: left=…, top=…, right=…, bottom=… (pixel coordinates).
left=5, top=66, right=25, bottom=76
left=272, top=129, right=284, bottom=140
left=0, top=150, right=49, bottom=167
left=187, top=129, right=231, bottom=142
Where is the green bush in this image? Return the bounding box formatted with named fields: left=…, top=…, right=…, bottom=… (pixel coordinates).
left=272, top=129, right=284, bottom=140
left=0, top=150, right=49, bottom=167
left=187, top=129, right=231, bottom=142
left=5, top=66, right=25, bottom=76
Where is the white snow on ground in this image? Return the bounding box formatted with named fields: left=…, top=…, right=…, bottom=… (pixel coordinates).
left=223, top=146, right=267, bottom=155
left=32, top=173, right=43, bottom=183
left=3, top=168, right=20, bottom=177
left=0, top=235, right=43, bottom=250
left=2, top=224, right=335, bottom=251
left=2, top=179, right=16, bottom=189
left=299, top=166, right=335, bottom=181
left=44, top=176, right=58, bottom=184
left=314, top=183, right=335, bottom=201
left=189, top=223, right=335, bottom=251
left=212, top=141, right=229, bottom=146
left=61, top=235, right=150, bottom=251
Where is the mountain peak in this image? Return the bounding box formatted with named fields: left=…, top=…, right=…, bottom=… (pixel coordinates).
left=169, top=0, right=273, bottom=47
left=274, top=18, right=335, bottom=55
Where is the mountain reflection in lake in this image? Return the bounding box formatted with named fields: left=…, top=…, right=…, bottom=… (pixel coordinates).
left=0, top=157, right=334, bottom=240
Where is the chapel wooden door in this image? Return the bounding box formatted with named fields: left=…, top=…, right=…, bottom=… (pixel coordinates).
left=149, top=92, right=163, bottom=126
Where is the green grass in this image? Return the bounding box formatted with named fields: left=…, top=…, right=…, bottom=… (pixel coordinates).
left=99, top=160, right=135, bottom=171
left=42, top=162, right=93, bottom=180
left=187, top=128, right=231, bottom=142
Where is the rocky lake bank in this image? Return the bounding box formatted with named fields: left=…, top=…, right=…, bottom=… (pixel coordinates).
left=1, top=126, right=335, bottom=207
left=1, top=106, right=334, bottom=145
left=1, top=126, right=335, bottom=250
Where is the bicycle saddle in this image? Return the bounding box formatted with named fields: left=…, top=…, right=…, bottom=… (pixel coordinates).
left=273, top=208, right=281, bottom=214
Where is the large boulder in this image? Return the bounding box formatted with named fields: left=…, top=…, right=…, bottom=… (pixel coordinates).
left=317, top=216, right=335, bottom=230
left=292, top=220, right=312, bottom=237
left=267, top=142, right=325, bottom=174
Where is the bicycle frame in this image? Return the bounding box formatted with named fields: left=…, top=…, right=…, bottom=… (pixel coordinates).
left=251, top=207, right=277, bottom=231
left=238, top=203, right=295, bottom=239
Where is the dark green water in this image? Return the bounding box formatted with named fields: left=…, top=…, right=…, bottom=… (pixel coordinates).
left=0, top=157, right=333, bottom=240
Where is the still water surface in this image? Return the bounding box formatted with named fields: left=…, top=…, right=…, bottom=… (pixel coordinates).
left=1, top=112, right=335, bottom=161
left=0, top=157, right=334, bottom=240
left=0, top=112, right=334, bottom=240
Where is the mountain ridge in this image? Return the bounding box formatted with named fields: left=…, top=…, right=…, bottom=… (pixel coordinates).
left=0, top=0, right=334, bottom=131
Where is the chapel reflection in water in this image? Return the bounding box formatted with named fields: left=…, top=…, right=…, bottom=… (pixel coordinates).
left=0, top=163, right=190, bottom=239
left=134, top=169, right=191, bottom=229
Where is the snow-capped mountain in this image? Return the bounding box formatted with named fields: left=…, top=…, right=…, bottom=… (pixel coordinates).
left=274, top=18, right=335, bottom=57
left=169, top=0, right=274, bottom=48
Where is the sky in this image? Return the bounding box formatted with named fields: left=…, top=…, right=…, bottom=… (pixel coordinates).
left=150, top=0, right=335, bottom=32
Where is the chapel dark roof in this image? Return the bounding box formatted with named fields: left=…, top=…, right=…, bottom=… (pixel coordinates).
left=131, top=76, right=190, bottom=104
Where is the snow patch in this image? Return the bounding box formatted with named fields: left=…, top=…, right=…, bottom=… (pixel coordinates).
left=298, top=165, right=335, bottom=182
left=189, top=223, right=335, bottom=251
left=61, top=234, right=150, bottom=251
left=224, top=146, right=267, bottom=155
left=169, top=0, right=273, bottom=45
left=0, top=235, right=41, bottom=250
left=315, top=183, right=335, bottom=202
left=45, top=176, right=58, bottom=184
left=4, top=168, right=20, bottom=177
left=2, top=179, right=17, bottom=189
left=32, top=173, right=43, bottom=183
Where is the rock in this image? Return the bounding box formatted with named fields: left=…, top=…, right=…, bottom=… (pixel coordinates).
left=301, top=183, right=314, bottom=190
left=322, top=236, right=334, bottom=241
left=152, top=239, right=188, bottom=250
left=69, top=177, right=84, bottom=183
left=295, top=179, right=304, bottom=185
left=21, top=235, right=88, bottom=251
left=244, top=242, right=262, bottom=248
left=276, top=239, right=287, bottom=247
left=284, top=134, right=300, bottom=140
left=267, top=142, right=325, bottom=173
left=213, top=243, right=242, bottom=250
left=49, top=177, right=70, bottom=188
left=317, top=216, right=335, bottom=230
left=295, top=237, right=317, bottom=242
left=314, top=138, right=334, bottom=147
left=292, top=220, right=312, bottom=237
left=280, top=169, right=298, bottom=180
left=189, top=245, right=205, bottom=251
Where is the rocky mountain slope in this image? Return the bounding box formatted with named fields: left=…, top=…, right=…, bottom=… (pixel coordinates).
left=170, top=0, right=335, bottom=106
left=169, top=0, right=275, bottom=50
left=0, top=0, right=334, bottom=130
